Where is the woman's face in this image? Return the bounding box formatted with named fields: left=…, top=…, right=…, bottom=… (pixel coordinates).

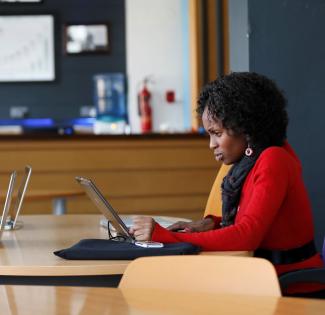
left=202, top=107, right=247, bottom=165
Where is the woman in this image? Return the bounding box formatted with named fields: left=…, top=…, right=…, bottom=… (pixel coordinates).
left=130, top=72, right=324, bottom=296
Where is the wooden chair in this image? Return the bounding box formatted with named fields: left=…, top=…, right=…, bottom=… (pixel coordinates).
left=119, top=255, right=281, bottom=297
left=204, top=164, right=232, bottom=217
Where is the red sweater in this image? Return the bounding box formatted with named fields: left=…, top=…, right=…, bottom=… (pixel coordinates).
left=152, top=143, right=324, bottom=293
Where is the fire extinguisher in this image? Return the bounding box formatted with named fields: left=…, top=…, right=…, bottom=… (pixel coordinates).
left=138, top=78, right=152, bottom=133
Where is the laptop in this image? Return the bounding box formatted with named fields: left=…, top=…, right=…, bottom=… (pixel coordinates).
left=75, top=176, right=133, bottom=241
left=0, top=165, right=32, bottom=239
left=11, top=165, right=32, bottom=228
left=0, top=171, right=17, bottom=239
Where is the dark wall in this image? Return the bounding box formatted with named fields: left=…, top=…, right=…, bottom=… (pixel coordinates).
left=249, top=0, right=325, bottom=249
left=0, top=0, right=126, bottom=119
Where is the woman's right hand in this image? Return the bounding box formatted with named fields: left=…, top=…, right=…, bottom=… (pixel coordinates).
left=167, top=217, right=215, bottom=232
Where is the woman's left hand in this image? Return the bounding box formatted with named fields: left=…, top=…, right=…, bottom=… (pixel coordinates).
left=129, top=216, right=155, bottom=241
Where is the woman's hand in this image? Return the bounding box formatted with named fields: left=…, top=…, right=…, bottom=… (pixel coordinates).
left=129, top=216, right=156, bottom=241
left=167, top=217, right=215, bottom=232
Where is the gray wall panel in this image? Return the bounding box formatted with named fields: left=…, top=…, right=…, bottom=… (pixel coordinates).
left=248, top=0, right=325, bottom=249
left=229, top=0, right=249, bottom=71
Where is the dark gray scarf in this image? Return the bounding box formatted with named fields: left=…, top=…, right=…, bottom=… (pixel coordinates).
left=221, top=149, right=263, bottom=227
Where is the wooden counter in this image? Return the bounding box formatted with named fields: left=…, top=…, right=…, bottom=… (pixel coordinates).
left=0, top=134, right=218, bottom=219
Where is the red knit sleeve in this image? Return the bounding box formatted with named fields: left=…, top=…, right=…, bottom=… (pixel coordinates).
left=152, top=148, right=292, bottom=251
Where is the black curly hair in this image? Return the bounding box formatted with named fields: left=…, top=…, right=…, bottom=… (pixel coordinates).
left=197, top=72, right=288, bottom=148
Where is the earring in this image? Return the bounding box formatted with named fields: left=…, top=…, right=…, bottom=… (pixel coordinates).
left=245, top=146, right=253, bottom=157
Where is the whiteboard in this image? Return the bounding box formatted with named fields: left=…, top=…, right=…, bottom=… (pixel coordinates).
left=0, top=15, right=55, bottom=82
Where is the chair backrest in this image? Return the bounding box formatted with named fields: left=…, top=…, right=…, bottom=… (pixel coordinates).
left=280, top=236, right=325, bottom=292
left=204, top=164, right=232, bottom=217
left=119, top=255, right=281, bottom=297
left=279, top=268, right=325, bottom=291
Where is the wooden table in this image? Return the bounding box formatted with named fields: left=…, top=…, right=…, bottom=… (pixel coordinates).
left=1, top=286, right=324, bottom=315
left=0, top=215, right=250, bottom=286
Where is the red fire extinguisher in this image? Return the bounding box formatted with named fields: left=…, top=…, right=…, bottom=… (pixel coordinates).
left=138, top=78, right=152, bottom=133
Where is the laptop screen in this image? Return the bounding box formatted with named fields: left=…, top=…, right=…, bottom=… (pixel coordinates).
left=75, top=176, right=133, bottom=241
left=12, top=165, right=32, bottom=228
